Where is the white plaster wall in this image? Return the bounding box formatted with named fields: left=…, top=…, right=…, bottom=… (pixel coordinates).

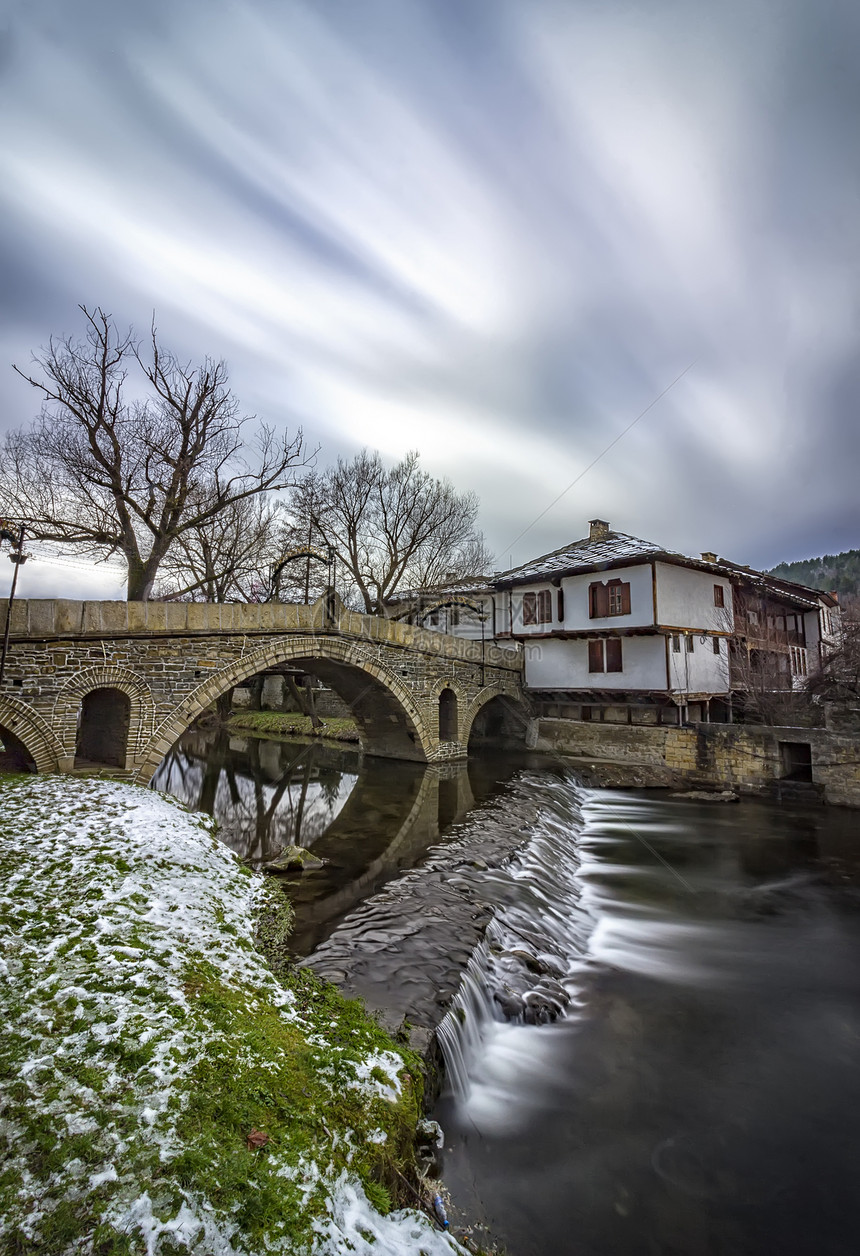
left=508, top=582, right=562, bottom=634
left=559, top=563, right=655, bottom=630
left=666, top=633, right=730, bottom=694
left=509, top=564, right=656, bottom=634
left=803, top=608, right=821, bottom=655
left=524, top=635, right=667, bottom=690
left=655, top=562, right=732, bottom=631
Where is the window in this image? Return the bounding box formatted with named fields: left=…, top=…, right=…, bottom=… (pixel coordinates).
left=672, top=634, right=681, bottom=652
left=522, top=590, right=552, bottom=626
left=588, top=639, right=623, bottom=673
left=712, top=637, right=721, bottom=654
left=557, top=587, right=565, bottom=622
left=605, top=638, right=623, bottom=672
left=588, top=579, right=631, bottom=618
left=714, top=584, right=725, bottom=608
left=450, top=605, right=460, bottom=628
left=686, top=635, right=695, bottom=653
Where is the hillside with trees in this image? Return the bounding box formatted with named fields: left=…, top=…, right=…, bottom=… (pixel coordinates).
left=768, top=549, right=860, bottom=599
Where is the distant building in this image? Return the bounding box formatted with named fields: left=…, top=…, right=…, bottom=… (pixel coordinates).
left=388, top=576, right=495, bottom=642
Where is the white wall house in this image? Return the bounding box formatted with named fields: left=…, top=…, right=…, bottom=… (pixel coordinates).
left=398, top=518, right=840, bottom=726
left=388, top=580, right=495, bottom=642
left=493, top=519, right=734, bottom=723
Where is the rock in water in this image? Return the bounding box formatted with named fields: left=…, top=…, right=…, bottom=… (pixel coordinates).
left=263, top=845, right=325, bottom=872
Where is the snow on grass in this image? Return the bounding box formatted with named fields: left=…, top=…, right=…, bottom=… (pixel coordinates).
left=0, top=775, right=464, bottom=1256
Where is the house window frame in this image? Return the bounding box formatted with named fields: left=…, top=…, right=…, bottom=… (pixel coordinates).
left=714, top=584, right=725, bottom=608
left=588, top=638, right=623, bottom=673
left=589, top=579, right=631, bottom=619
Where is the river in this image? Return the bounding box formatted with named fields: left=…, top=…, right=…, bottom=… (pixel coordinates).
left=153, top=727, right=860, bottom=1256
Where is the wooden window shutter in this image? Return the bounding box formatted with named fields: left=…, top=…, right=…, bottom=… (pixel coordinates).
left=589, top=581, right=610, bottom=618
left=714, top=584, right=724, bottom=608
left=557, top=587, right=565, bottom=622
left=620, top=582, right=631, bottom=614
left=588, top=639, right=604, bottom=672
left=522, top=593, right=537, bottom=625
left=538, top=590, right=552, bottom=623
left=605, top=638, right=623, bottom=672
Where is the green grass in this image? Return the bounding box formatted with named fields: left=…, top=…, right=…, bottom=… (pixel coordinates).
left=227, top=710, right=360, bottom=743
left=0, top=775, right=428, bottom=1256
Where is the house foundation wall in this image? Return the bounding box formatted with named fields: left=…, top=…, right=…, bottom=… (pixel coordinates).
left=537, top=718, right=860, bottom=808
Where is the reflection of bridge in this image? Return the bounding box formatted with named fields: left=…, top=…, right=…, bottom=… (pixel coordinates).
left=155, top=729, right=485, bottom=956
left=0, top=593, right=527, bottom=780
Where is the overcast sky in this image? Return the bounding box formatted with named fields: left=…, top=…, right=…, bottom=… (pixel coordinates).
left=1, top=0, right=858, bottom=599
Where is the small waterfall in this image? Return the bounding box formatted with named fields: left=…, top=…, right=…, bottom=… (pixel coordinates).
left=437, top=771, right=596, bottom=1108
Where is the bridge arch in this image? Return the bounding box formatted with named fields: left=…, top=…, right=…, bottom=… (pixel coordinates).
left=53, top=666, right=157, bottom=770
left=463, top=684, right=533, bottom=751
left=0, top=694, right=65, bottom=772
left=134, top=636, right=436, bottom=782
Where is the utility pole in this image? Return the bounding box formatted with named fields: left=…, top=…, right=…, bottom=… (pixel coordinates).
left=0, top=522, right=27, bottom=687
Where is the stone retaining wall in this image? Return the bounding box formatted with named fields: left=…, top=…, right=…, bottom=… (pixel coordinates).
left=537, top=718, right=860, bottom=808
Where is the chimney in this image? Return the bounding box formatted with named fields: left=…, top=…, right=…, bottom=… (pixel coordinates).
left=701, top=551, right=718, bottom=563
left=589, top=519, right=610, bottom=542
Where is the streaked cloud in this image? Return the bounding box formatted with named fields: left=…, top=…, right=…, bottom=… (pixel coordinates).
left=1, top=0, right=858, bottom=600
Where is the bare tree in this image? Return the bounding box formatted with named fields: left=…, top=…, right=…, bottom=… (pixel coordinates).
left=153, top=494, right=284, bottom=602
left=2, top=306, right=309, bottom=599
left=292, top=450, right=491, bottom=614
left=806, top=608, right=860, bottom=707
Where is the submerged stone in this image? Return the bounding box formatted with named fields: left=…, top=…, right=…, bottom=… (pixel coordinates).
left=263, top=844, right=326, bottom=872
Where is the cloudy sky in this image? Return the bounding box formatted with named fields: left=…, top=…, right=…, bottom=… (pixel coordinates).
left=1, top=0, right=858, bottom=598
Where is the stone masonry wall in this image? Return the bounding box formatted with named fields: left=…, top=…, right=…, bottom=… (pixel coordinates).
left=0, top=597, right=525, bottom=776
left=537, top=718, right=860, bottom=808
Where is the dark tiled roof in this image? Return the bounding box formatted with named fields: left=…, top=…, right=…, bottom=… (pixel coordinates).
left=495, top=531, right=673, bottom=583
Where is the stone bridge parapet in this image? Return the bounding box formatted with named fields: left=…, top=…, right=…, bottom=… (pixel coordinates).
left=0, top=596, right=527, bottom=780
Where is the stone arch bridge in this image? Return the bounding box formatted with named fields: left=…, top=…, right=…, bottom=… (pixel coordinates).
left=0, top=594, right=527, bottom=782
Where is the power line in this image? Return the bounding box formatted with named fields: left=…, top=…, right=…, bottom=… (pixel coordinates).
left=504, top=360, right=697, bottom=558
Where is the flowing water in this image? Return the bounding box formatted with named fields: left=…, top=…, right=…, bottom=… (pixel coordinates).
left=154, top=730, right=860, bottom=1255
left=433, top=777, right=860, bottom=1256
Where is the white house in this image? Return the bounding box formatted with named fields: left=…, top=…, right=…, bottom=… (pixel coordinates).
left=391, top=519, right=841, bottom=726
left=493, top=519, right=734, bottom=723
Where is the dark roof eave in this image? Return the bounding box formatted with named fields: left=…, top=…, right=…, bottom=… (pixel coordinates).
left=494, top=550, right=739, bottom=588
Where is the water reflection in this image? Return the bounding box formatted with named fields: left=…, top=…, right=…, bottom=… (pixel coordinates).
left=152, top=728, right=525, bottom=955
left=152, top=727, right=359, bottom=864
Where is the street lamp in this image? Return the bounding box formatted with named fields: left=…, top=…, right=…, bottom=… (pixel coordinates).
left=0, top=522, right=28, bottom=687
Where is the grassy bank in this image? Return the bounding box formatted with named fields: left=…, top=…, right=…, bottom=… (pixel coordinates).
left=227, top=710, right=360, bottom=743
left=0, top=776, right=461, bottom=1255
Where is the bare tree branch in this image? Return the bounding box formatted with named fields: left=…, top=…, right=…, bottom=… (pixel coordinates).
left=1, top=306, right=312, bottom=598
left=290, top=449, right=491, bottom=613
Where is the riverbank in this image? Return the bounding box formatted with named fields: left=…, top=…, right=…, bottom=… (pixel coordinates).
left=227, top=710, right=360, bottom=743
left=0, top=775, right=464, bottom=1255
